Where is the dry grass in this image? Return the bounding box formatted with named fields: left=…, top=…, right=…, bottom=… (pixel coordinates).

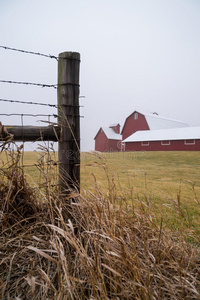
left=81, top=151, right=200, bottom=236
left=0, top=145, right=200, bottom=299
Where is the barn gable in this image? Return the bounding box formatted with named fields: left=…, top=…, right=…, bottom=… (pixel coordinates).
left=121, top=110, right=189, bottom=140
left=121, top=111, right=149, bottom=140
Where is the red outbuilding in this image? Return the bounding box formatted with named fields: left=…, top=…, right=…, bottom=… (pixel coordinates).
left=94, top=124, right=121, bottom=152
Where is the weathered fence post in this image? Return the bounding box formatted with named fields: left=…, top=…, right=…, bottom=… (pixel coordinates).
left=57, top=52, right=80, bottom=194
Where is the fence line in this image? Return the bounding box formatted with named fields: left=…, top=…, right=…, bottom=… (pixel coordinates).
left=0, top=80, right=80, bottom=88
left=0, top=46, right=60, bottom=190
left=0, top=113, right=57, bottom=117
left=0, top=45, right=58, bottom=60
left=0, top=48, right=81, bottom=193
left=0, top=98, right=57, bottom=107
left=0, top=99, right=84, bottom=109
left=0, top=80, right=58, bottom=88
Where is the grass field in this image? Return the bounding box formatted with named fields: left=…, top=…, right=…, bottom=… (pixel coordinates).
left=81, top=151, right=200, bottom=237
left=1, top=149, right=200, bottom=298
left=1, top=150, right=200, bottom=236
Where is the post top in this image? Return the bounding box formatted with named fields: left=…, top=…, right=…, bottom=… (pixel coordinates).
left=58, top=52, right=80, bottom=60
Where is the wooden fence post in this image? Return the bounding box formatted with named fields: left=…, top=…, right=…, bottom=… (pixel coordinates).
left=57, top=52, right=80, bottom=194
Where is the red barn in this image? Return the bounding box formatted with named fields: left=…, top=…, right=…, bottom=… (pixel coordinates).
left=123, top=127, right=200, bottom=151
left=121, top=111, right=189, bottom=140
left=94, top=111, right=198, bottom=152
left=94, top=124, right=121, bottom=152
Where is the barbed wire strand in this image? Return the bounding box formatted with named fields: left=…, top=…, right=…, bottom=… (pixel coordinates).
left=0, top=45, right=58, bottom=60
left=0, top=98, right=84, bottom=108
left=0, top=113, right=58, bottom=117
left=0, top=80, right=57, bottom=89
left=0, top=45, right=83, bottom=188
left=0, top=98, right=57, bottom=107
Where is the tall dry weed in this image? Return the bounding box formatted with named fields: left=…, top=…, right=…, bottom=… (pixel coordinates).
left=0, top=146, right=199, bottom=299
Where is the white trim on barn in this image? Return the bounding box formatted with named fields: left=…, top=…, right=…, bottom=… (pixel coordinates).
left=141, top=141, right=149, bottom=146
left=184, top=139, right=195, bottom=145
left=161, top=140, right=170, bottom=145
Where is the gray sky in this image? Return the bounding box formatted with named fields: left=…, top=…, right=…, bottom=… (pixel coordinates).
left=0, top=0, right=199, bottom=151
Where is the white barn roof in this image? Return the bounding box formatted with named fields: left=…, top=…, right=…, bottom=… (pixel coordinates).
left=109, top=123, right=120, bottom=127
left=144, top=112, right=189, bottom=130
left=123, top=127, right=200, bottom=143
left=102, top=127, right=121, bottom=140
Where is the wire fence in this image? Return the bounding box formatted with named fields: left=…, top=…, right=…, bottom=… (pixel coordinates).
left=0, top=99, right=84, bottom=108
left=0, top=113, right=60, bottom=190
left=0, top=113, right=58, bottom=117
left=0, top=45, right=59, bottom=60
left=0, top=46, right=82, bottom=192
left=0, top=46, right=63, bottom=189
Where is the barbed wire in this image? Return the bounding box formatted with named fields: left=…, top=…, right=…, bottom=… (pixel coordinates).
left=0, top=80, right=81, bottom=89
left=0, top=98, right=84, bottom=108
left=0, top=113, right=58, bottom=117
left=0, top=80, right=57, bottom=88
left=0, top=45, right=58, bottom=60
left=0, top=45, right=82, bottom=189
left=0, top=98, right=57, bottom=107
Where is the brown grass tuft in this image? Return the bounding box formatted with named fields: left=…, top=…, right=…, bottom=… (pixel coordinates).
left=0, top=146, right=200, bottom=299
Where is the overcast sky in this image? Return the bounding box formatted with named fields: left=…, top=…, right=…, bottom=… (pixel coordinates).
left=0, top=0, right=199, bottom=151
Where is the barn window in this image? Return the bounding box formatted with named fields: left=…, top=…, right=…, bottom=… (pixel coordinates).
left=184, top=140, right=195, bottom=145
left=134, top=113, right=138, bottom=120
left=161, top=141, right=170, bottom=146
left=141, top=141, right=149, bottom=146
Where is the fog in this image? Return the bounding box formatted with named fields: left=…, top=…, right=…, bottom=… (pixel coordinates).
left=0, top=0, right=199, bottom=151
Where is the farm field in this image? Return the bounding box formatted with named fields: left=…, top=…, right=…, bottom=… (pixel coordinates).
left=1, top=149, right=200, bottom=298
left=1, top=150, right=200, bottom=235
left=82, top=151, right=200, bottom=236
